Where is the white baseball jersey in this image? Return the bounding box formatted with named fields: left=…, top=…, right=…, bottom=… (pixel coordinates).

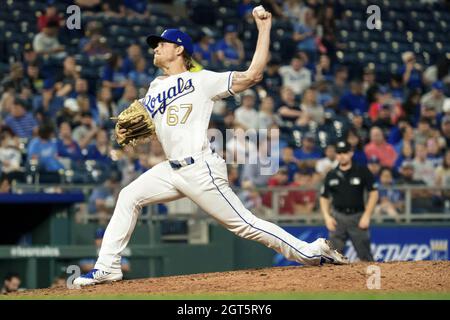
left=139, top=70, right=234, bottom=160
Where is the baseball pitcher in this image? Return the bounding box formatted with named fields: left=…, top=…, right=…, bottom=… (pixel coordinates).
left=74, top=7, right=348, bottom=286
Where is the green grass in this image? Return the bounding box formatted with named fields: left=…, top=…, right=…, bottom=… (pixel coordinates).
left=2, top=291, right=450, bottom=300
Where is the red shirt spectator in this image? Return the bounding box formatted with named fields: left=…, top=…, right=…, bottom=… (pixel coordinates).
left=37, top=5, right=62, bottom=32
left=364, top=126, right=398, bottom=168
left=262, top=169, right=292, bottom=214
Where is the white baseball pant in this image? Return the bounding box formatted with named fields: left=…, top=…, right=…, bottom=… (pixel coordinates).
left=95, top=149, right=323, bottom=273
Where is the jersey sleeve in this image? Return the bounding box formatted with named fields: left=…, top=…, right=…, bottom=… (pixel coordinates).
left=199, top=70, right=235, bottom=101
left=363, top=166, right=378, bottom=192
left=320, top=172, right=332, bottom=198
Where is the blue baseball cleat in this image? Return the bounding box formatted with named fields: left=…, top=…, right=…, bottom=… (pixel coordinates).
left=73, top=269, right=123, bottom=286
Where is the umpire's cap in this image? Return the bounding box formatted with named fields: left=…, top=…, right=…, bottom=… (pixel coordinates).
left=146, top=29, right=193, bottom=55
left=336, top=140, right=351, bottom=153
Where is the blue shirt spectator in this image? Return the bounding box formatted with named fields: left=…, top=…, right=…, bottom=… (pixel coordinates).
left=215, top=25, right=244, bottom=66
left=294, top=135, right=322, bottom=161
left=56, top=122, right=83, bottom=161
left=102, top=53, right=128, bottom=100
left=339, top=81, right=368, bottom=114
left=193, top=32, right=215, bottom=66
left=4, top=99, right=38, bottom=138
left=27, top=123, right=64, bottom=172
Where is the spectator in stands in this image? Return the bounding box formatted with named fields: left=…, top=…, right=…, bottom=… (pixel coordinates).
left=414, top=118, right=433, bottom=146
left=262, top=167, right=291, bottom=214
left=317, top=4, right=337, bottom=58
left=54, top=56, right=79, bottom=98
left=124, top=0, right=149, bottom=17
left=27, top=122, right=64, bottom=173
left=0, top=131, right=22, bottom=176
left=314, top=54, right=333, bottom=82
left=101, top=0, right=126, bottom=17
left=364, top=126, right=397, bottom=168
left=237, top=0, right=254, bottom=18
left=315, top=144, right=338, bottom=177
left=298, top=87, right=324, bottom=125
left=68, top=78, right=98, bottom=121
left=339, top=81, right=368, bottom=115
left=193, top=30, right=216, bottom=67
left=287, top=169, right=317, bottom=215
left=372, top=104, right=396, bottom=138
left=215, top=25, right=245, bottom=67
left=398, top=51, right=423, bottom=91
left=278, top=146, right=298, bottom=183
left=374, top=167, right=403, bottom=222
left=440, top=114, right=450, bottom=148
left=279, top=54, right=312, bottom=96
left=259, top=58, right=283, bottom=97
left=128, top=57, right=153, bottom=91
left=117, top=83, right=138, bottom=114
left=88, top=172, right=120, bottom=223
left=78, top=21, right=110, bottom=58
left=122, top=44, right=143, bottom=75
left=394, top=123, right=414, bottom=154
left=72, top=111, right=98, bottom=149
left=238, top=180, right=263, bottom=214
left=79, top=227, right=130, bottom=274
left=347, top=128, right=367, bottom=166
left=330, top=66, right=349, bottom=104
left=4, top=98, right=38, bottom=139
left=349, top=110, right=369, bottom=144
left=85, top=128, right=112, bottom=167
left=227, top=164, right=241, bottom=188
left=315, top=80, right=333, bottom=110
left=0, top=175, right=11, bottom=193
left=426, top=137, right=443, bottom=168
left=294, top=133, right=322, bottom=168
left=282, top=0, right=304, bottom=23
left=257, top=96, right=277, bottom=129
left=435, top=149, right=450, bottom=204
left=37, top=3, right=62, bottom=32
left=102, top=53, right=129, bottom=101
left=292, top=8, right=318, bottom=59
left=32, top=20, right=66, bottom=59
left=25, top=61, right=44, bottom=95
left=412, top=143, right=436, bottom=186
left=420, top=104, right=439, bottom=129
left=1, top=62, right=31, bottom=95
left=421, top=81, right=446, bottom=113
left=96, top=86, right=117, bottom=126
left=277, top=86, right=301, bottom=130
left=234, top=89, right=259, bottom=130
left=1, top=273, right=23, bottom=294
left=56, top=121, right=83, bottom=162
left=368, top=86, right=398, bottom=122
left=394, top=141, right=415, bottom=174
left=397, top=161, right=433, bottom=213
left=389, top=73, right=405, bottom=103
left=362, top=66, right=379, bottom=104
left=367, top=156, right=382, bottom=182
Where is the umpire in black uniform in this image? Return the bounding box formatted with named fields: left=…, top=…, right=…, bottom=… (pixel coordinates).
left=319, top=141, right=379, bottom=261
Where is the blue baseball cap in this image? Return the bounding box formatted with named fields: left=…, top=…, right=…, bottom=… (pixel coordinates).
left=432, top=80, right=444, bottom=90
left=146, top=29, right=193, bottom=56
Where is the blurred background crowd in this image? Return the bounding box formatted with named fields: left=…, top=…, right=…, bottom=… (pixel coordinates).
left=0, top=0, right=449, bottom=221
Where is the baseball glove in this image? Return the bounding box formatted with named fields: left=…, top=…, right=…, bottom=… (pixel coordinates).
left=111, top=100, right=155, bottom=147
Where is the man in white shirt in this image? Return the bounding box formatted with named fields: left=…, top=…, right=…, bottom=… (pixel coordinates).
left=32, top=20, right=66, bottom=59
left=315, top=144, right=338, bottom=177
left=234, top=89, right=259, bottom=129
left=278, top=54, right=311, bottom=96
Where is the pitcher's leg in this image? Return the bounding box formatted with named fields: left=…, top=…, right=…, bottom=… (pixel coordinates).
left=95, top=161, right=184, bottom=272
left=176, top=159, right=323, bottom=265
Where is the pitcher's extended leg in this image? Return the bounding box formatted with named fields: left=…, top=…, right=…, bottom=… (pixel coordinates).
left=95, top=161, right=184, bottom=272
left=175, top=157, right=324, bottom=265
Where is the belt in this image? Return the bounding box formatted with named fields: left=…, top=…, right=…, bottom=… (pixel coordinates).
left=334, top=207, right=363, bottom=214
left=169, top=157, right=195, bottom=170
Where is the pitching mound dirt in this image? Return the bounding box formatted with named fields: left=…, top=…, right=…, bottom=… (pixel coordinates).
left=9, top=261, right=450, bottom=297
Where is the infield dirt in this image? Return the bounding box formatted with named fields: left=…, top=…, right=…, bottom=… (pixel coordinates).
left=7, top=261, right=450, bottom=297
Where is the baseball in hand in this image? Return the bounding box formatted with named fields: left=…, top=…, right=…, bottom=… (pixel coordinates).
left=253, top=5, right=267, bottom=18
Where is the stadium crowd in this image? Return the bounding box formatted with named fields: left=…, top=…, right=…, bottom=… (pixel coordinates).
left=0, top=0, right=449, bottom=219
